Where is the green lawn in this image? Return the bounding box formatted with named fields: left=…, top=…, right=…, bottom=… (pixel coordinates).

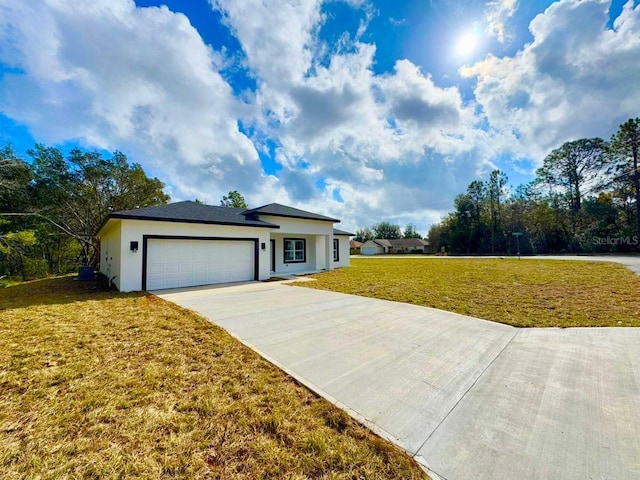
left=0, top=277, right=426, bottom=479
left=298, top=258, right=640, bottom=328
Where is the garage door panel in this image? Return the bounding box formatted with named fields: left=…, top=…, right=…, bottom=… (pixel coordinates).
left=146, top=239, right=255, bottom=290
left=180, top=263, right=194, bottom=274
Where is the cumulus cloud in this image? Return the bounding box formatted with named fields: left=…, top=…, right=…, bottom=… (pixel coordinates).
left=383, top=60, right=462, bottom=126
left=485, top=0, right=518, bottom=42
left=8, top=0, right=634, bottom=234
left=463, top=0, right=640, bottom=162
left=211, top=0, right=488, bottom=231
left=0, top=0, right=277, bottom=205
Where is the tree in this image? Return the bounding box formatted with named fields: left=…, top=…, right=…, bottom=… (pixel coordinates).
left=536, top=138, right=606, bottom=215
left=0, top=146, right=39, bottom=276
left=0, top=143, right=169, bottom=275
left=25, top=146, right=169, bottom=266
left=220, top=190, right=248, bottom=209
left=353, top=227, right=374, bottom=243
left=465, top=181, right=488, bottom=253
left=424, top=122, right=640, bottom=256
left=454, top=193, right=474, bottom=253
left=403, top=223, right=422, bottom=238
left=0, top=221, right=37, bottom=276
left=488, top=170, right=508, bottom=254
left=607, top=118, right=640, bottom=246
left=427, top=223, right=445, bottom=253
left=0, top=145, right=31, bottom=192
left=466, top=180, right=485, bottom=221
left=373, top=221, right=401, bottom=239
left=64, top=149, right=170, bottom=264
left=0, top=145, right=32, bottom=213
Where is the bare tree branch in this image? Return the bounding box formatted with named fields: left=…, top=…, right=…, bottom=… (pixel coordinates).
left=0, top=212, right=93, bottom=243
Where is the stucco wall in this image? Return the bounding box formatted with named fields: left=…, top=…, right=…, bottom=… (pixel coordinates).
left=259, top=215, right=334, bottom=235
left=115, top=220, right=272, bottom=292
left=271, top=233, right=321, bottom=273
left=333, top=235, right=351, bottom=268
left=262, top=216, right=334, bottom=273
left=99, top=220, right=122, bottom=289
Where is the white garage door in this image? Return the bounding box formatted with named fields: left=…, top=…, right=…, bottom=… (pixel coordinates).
left=146, top=238, right=255, bottom=290
left=361, top=246, right=378, bottom=255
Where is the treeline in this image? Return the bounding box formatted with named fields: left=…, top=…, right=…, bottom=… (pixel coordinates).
left=428, top=118, right=640, bottom=255
left=0, top=144, right=168, bottom=279
left=353, top=222, right=423, bottom=242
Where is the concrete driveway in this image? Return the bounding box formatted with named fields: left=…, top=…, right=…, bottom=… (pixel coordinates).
left=157, top=282, right=640, bottom=480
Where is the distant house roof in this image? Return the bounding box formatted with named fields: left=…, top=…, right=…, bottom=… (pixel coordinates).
left=102, top=201, right=279, bottom=230
left=373, top=239, right=392, bottom=247
left=350, top=240, right=363, bottom=248
left=366, top=238, right=429, bottom=248
left=386, top=238, right=429, bottom=247
left=333, top=228, right=355, bottom=236
left=244, top=203, right=339, bottom=222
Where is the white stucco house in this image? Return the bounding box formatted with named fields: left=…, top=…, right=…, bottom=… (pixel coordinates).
left=97, top=201, right=353, bottom=292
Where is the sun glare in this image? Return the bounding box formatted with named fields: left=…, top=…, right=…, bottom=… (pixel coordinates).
left=456, top=32, right=479, bottom=57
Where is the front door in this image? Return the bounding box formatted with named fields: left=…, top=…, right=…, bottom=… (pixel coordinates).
left=270, top=239, right=276, bottom=272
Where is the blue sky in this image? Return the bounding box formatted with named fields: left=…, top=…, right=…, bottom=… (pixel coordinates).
left=1, top=0, right=639, bottom=234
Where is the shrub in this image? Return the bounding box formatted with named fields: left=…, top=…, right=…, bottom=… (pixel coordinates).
left=22, top=257, right=49, bottom=280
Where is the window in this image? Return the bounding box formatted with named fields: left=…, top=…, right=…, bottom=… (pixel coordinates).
left=333, top=238, right=339, bottom=261
left=284, top=238, right=306, bottom=263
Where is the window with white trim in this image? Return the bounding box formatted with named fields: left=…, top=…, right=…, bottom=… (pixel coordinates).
left=284, top=238, right=306, bottom=263
left=333, top=238, right=339, bottom=261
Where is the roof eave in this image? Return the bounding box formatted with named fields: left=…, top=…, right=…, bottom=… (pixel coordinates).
left=251, top=212, right=340, bottom=223
left=96, top=216, right=120, bottom=238
left=107, top=214, right=280, bottom=229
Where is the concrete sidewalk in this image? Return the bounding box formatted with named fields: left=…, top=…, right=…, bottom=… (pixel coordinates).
left=157, top=282, right=640, bottom=480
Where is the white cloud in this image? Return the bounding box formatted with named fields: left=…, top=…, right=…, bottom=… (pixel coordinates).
left=201, top=0, right=489, bottom=232
left=389, top=17, right=406, bottom=27
left=210, top=0, right=490, bottom=232
left=485, top=0, right=518, bottom=42
left=210, top=0, right=322, bottom=90
left=0, top=0, right=273, bottom=204
left=464, top=0, right=640, bottom=162
left=0, top=0, right=596, bottom=233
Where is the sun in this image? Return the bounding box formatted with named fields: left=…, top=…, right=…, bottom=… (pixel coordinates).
left=456, top=32, right=479, bottom=57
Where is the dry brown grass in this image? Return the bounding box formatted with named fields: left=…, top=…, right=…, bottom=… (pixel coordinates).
left=0, top=276, right=427, bottom=479
left=297, top=258, right=640, bottom=328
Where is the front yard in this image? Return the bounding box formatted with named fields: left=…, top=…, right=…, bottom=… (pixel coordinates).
left=0, top=277, right=426, bottom=479
left=300, top=258, right=640, bottom=327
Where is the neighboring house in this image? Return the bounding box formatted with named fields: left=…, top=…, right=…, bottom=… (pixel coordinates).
left=97, top=201, right=353, bottom=292
left=350, top=240, right=363, bottom=254
left=361, top=239, right=391, bottom=255
left=360, top=238, right=430, bottom=255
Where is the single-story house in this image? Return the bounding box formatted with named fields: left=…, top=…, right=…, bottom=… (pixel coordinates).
left=350, top=240, right=363, bottom=254
left=361, top=239, right=391, bottom=255
left=97, top=201, right=353, bottom=292
left=360, top=238, right=430, bottom=255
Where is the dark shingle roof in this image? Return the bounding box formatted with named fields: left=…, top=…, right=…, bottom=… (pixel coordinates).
left=373, top=239, right=392, bottom=247
left=106, top=201, right=279, bottom=229
left=368, top=238, right=428, bottom=247
left=244, top=203, right=339, bottom=222
left=333, top=228, right=355, bottom=236
left=386, top=238, right=429, bottom=247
